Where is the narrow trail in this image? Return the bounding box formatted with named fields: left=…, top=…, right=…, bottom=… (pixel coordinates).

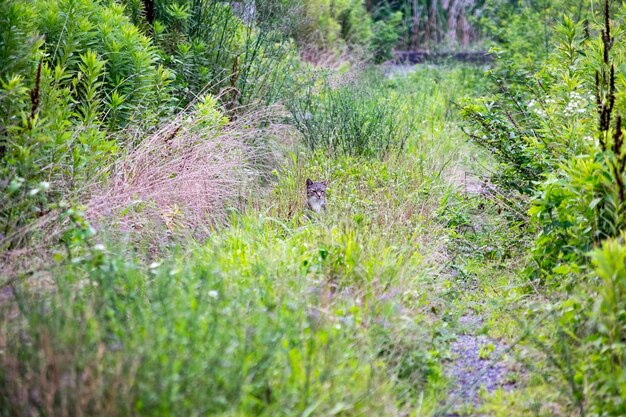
left=442, top=316, right=514, bottom=416
left=438, top=173, right=518, bottom=416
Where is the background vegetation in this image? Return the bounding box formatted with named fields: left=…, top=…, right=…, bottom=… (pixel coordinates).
left=2, top=0, right=626, bottom=416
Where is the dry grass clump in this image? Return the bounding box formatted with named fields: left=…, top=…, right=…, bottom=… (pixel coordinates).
left=87, top=104, right=293, bottom=240
left=0, top=103, right=293, bottom=282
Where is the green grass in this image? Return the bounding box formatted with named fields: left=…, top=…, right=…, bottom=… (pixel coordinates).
left=1, top=65, right=492, bottom=416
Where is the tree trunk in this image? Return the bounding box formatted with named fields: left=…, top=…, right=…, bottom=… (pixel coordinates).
left=428, top=0, right=439, bottom=44
left=412, top=0, right=421, bottom=49
left=447, top=0, right=460, bottom=45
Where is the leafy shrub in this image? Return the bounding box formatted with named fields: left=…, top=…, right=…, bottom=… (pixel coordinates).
left=36, top=0, right=173, bottom=128
left=1, top=0, right=172, bottom=251
left=478, top=3, right=626, bottom=415
left=120, top=0, right=299, bottom=109
left=290, top=72, right=410, bottom=157
left=584, top=234, right=626, bottom=416
left=527, top=2, right=626, bottom=279
left=0, top=0, right=43, bottom=134
left=460, top=15, right=596, bottom=196
left=477, top=0, right=594, bottom=74
left=258, top=0, right=373, bottom=60
left=370, top=10, right=403, bottom=64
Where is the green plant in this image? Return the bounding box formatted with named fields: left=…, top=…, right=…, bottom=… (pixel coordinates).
left=290, top=71, right=410, bottom=158
left=460, top=14, right=597, bottom=197
left=528, top=1, right=626, bottom=280
left=37, top=0, right=173, bottom=129
left=370, top=10, right=402, bottom=64
left=120, top=0, right=299, bottom=109
left=490, top=4, right=626, bottom=416
left=584, top=233, right=626, bottom=416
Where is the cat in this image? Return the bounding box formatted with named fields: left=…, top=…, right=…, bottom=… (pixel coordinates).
left=306, top=178, right=328, bottom=214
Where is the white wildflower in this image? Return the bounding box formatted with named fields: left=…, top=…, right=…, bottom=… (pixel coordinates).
left=528, top=99, right=546, bottom=117
left=564, top=91, right=588, bottom=117
left=208, top=290, right=218, bottom=299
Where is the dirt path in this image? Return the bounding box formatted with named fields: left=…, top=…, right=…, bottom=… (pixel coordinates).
left=440, top=316, right=514, bottom=416
left=438, top=173, right=517, bottom=416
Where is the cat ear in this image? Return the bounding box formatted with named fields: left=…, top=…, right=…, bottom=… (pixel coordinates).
left=306, top=178, right=313, bottom=186
left=322, top=180, right=329, bottom=186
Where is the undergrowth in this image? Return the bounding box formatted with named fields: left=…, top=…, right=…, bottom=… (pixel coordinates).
left=0, top=65, right=483, bottom=416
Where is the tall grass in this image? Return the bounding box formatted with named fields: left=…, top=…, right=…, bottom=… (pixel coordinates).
left=0, top=242, right=397, bottom=416
left=122, top=0, right=299, bottom=108
left=1, top=65, right=485, bottom=416
left=289, top=71, right=411, bottom=158
left=87, top=99, right=291, bottom=241
left=0, top=149, right=455, bottom=415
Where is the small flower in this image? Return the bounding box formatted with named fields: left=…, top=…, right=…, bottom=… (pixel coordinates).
left=208, top=290, right=218, bottom=299
left=93, top=243, right=106, bottom=251
left=149, top=261, right=161, bottom=269
left=527, top=99, right=546, bottom=117
left=563, top=90, right=588, bottom=117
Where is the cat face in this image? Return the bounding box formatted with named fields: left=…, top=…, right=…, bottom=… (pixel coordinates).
left=306, top=178, right=328, bottom=213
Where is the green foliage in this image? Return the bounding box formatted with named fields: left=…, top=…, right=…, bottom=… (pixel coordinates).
left=0, top=139, right=460, bottom=415
left=0, top=0, right=298, bottom=249
left=371, top=11, right=403, bottom=64
left=468, top=3, right=626, bottom=416
left=477, top=0, right=594, bottom=73
left=0, top=64, right=483, bottom=415
left=0, top=0, right=42, bottom=146
left=290, top=71, right=411, bottom=158
left=526, top=5, right=626, bottom=278
left=37, top=0, right=173, bottom=128
left=120, top=0, right=299, bottom=108
left=0, top=0, right=180, bottom=247
left=0, top=243, right=394, bottom=416
left=585, top=235, right=626, bottom=416
left=300, top=0, right=373, bottom=55
left=460, top=15, right=596, bottom=196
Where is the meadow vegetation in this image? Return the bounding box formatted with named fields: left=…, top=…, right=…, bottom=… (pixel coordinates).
left=2, top=0, right=626, bottom=416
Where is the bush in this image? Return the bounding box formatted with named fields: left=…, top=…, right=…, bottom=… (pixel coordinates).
left=527, top=2, right=626, bottom=279
left=460, top=15, right=596, bottom=196
left=477, top=0, right=594, bottom=74
left=120, top=0, right=299, bottom=109
left=262, top=0, right=373, bottom=60
left=0, top=0, right=174, bottom=252
left=290, top=72, right=410, bottom=157
left=36, top=0, right=173, bottom=128
left=370, top=11, right=403, bottom=64
left=474, top=3, right=626, bottom=415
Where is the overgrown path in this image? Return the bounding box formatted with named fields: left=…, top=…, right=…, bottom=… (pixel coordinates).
left=2, top=65, right=525, bottom=417
left=435, top=172, right=518, bottom=415
left=383, top=64, right=520, bottom=415
left=380, top=65, right=519, bottom=417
